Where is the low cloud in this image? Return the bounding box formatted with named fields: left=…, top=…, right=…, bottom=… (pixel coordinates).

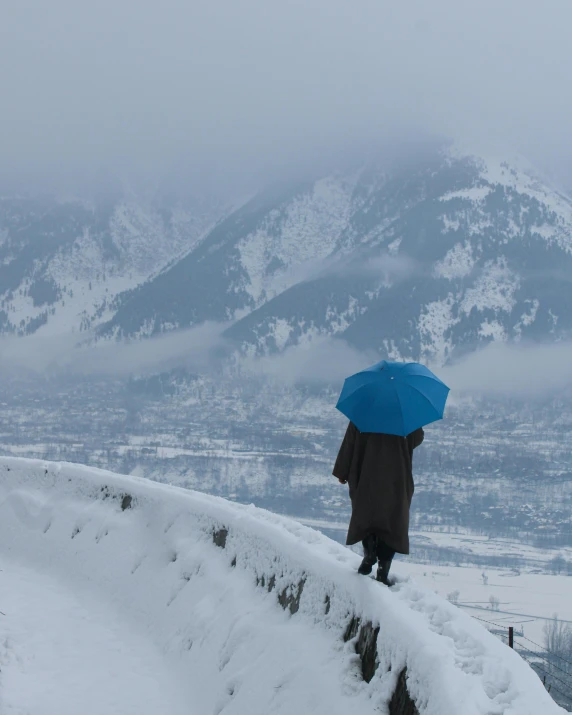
left=247, top=334, right=572, bottom=398
left=243, top=337, right=376, bottom=385
left=0, top=323, right=230, bottom=378
left=2, top=0, right=572, bottom=190
left=358, top=254, right=420, bottom=284
left=441, top=341, right=572, bottom=396
left=298, top=253, right=421, bottom=287
left=3, top=320, right=572, bottom=401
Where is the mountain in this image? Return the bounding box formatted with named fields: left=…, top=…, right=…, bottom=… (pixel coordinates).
left=0, top=191, right=223, bottom=336
left=98, top=178, right=356, bottom=338
left=4, top=144, right=571, bottom=366
left=99, top=144, right=572, bottom=364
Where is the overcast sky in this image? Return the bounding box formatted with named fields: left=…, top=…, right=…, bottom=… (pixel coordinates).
left=2, top=0, right=572, bottom=190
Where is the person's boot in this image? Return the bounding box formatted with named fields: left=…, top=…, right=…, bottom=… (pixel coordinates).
left=376, top=559, right=392, bottom=586
left=358, top=534, right=378, bottom=575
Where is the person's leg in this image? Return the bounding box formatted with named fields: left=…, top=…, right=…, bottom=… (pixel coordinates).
left=375, top=541, right=396, bottom=585
left=358, top=533, right=378, bottom=575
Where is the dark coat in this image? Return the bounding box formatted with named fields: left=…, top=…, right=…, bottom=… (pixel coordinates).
left=332, top=422, right=424, bottom=554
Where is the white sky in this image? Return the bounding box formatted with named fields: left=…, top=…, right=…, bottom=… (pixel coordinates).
left=1, top=0, right=572, bottom=189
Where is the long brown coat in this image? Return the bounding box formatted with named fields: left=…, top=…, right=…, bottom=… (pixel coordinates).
left=332, top=422, right=424, bottom=554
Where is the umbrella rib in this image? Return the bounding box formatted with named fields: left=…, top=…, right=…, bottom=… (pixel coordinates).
left=336, top=380, right=377, bottom=409
left=401, top=373, right=449, bottom=389
left=402, top=380, right=449, bottom=408
left=397, top=382, right=446, bottom=427
left=387, top=376, right=405, bottom=436
left=338, top=375, right=404, bottom=434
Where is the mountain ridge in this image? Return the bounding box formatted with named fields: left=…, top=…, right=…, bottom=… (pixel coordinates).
left=2, top=144, right=571, bottom=366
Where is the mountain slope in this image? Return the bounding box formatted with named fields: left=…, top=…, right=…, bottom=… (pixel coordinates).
left=0, top=193, right=222, bottom=336
left=100, top=177, right=356, bottom=338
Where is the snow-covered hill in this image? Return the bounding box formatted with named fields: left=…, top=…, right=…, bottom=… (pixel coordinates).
left=0, top=458, right=564, bottom=714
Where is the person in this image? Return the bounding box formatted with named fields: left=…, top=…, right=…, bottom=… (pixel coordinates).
left=333, top=421, right=424, bottom=585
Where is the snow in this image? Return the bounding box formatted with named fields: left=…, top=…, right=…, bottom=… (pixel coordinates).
left=440, top=187, right=493, bottom=203
left=252, top=295, right=367, bottom=355
left=297, top=521, right=572, bottom=647
left=0, top=198, right=221, bottom=337
left=440, top=215, right=461, bottom=233
left=0, top=458, right=566, bottom=714
left=514, top=300, right=540, bottom=338
left=418, top=296, right=457, bottom=364
left=325, top=295, right=364, bottom=335
left=446, top=144, right=572, bottom=254
left=434, top=241, right=476, bottom=280
left=479, top=320, right=507, bottom=341
left=0, top=563, right=190, bottom=715
left=36, top=276, right=137, bottom=338
left=396, top=561, right=572, bottom=647
left=387, top=238, right=402, bottom=255
left=532, top=224, right=558, bottom=240
left=461, top=257, right=520, bottom=315
left=271, top=318, right=294, bottom=351
left=236, top=177, right=354, bottom=306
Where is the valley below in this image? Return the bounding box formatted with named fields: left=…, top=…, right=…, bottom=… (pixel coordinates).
left=1, top=371, right=570, bottom=568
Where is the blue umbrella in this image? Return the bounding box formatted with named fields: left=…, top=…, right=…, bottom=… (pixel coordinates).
left=336, top=360, right=449, bottom=436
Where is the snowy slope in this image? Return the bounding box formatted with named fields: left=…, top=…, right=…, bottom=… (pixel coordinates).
left=99, top=179, right=357, bottom=338
left=0, top=457, right=564, bottom=714
left=0, top=194, right=222, bottom=336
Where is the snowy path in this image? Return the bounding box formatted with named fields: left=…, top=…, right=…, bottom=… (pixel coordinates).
left=0, top=560, right=192, bottom=715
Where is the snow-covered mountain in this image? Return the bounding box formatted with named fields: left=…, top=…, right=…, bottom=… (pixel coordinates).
left=96, top=178, right=357, bottom=339
left=227, top=149, right=572, bottom=364
left=0, top=192, right=223, bottom=336
left=98, top=145, right=572, bottom=364
left=3, top=144, right=572, bottom=365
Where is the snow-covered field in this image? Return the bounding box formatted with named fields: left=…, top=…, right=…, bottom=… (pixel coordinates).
left=0, top=457, right=566, bottom=714
left=300, top=518, right=572, bottom=645
left=399, top=562, right=572, bottom=645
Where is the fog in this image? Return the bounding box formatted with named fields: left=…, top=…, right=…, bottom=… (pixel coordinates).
left=2, top=0, right=572, bottom=192
left=245, top=337, right=377, bottom=385
left=3, top=324, right=572, bottom=400
left=0, top=323, right=229, bottom=377
left=441, top=341, right=572, bottom=397
left=247, top=338, right=572, bottom=398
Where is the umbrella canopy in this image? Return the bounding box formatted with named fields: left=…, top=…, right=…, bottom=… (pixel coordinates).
left=336, top=360, right=449, bottom=436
